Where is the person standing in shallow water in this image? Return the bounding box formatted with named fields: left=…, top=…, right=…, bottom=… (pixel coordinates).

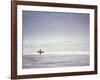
left=37, top=49, right=44, bottom=55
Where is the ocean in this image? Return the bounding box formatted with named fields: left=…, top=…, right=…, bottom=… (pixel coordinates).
left=22, top=54, right=89, bottom=69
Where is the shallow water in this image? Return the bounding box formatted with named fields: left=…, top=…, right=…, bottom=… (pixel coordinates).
left=22, top=54, right=89, bottom=69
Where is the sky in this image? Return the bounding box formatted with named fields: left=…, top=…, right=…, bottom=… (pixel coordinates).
left=22, top=10, right=90, bottom=54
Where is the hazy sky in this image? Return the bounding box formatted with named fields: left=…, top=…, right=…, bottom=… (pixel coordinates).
left=22, top=10, right=89, bottom=44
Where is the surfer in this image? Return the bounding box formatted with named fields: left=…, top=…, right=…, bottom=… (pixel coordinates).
left=37, top=49, right=44, bottom=55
